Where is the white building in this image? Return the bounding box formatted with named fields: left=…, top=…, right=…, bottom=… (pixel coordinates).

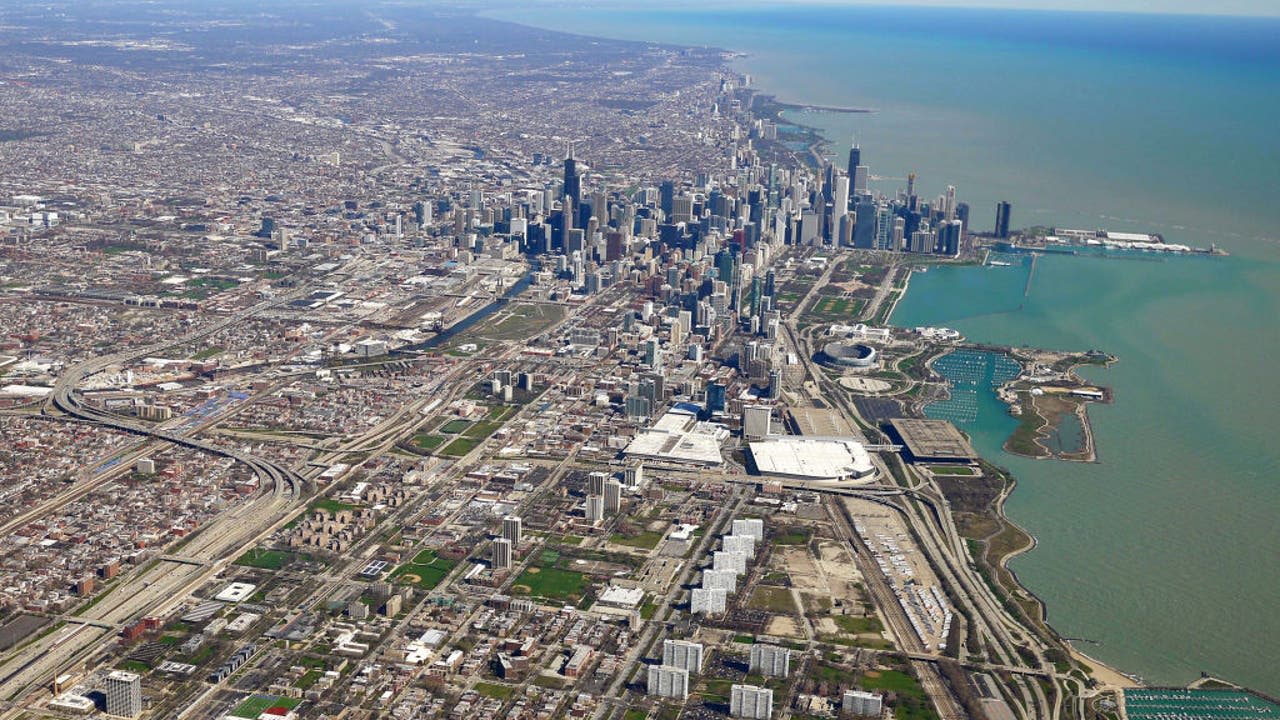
left=662, top=639, right=704, bottom=674
left=713, top=550, right=748, bottom=576
left=701, top=568, right=738, bottom=593
left=603, top=479, right=622, bottom=513
left=647, top=665, right=689, bottom=699
left=732, top=518, right=764, bottom=540
left=731, top=683, right=773, bottom=719
left=501, top=515, right=522, bottom=546
left=491, top=538, right=513, bottom=570
left=749, top=643, right=791, bottom=678
left=585, top=495, right=604, bottom=523
left=722, top=534, right=756, bottom=556
left=624, top=463, right=645, bottom=488
left=843, top=690, right=884, bottom=716
left=747, top=437, right=877, bottom=483
left=105, top=670, right=142, bottom=717
left=690, top=587, right=727, bottom=614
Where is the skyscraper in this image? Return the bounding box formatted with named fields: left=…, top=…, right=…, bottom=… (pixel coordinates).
left=603, top=478, right=622, bottom=513
left=730, top=684, right=774, bottom=719
left=502, top=515, right=522, bottom=547
left=749, top=643, right=792, bottom=678
left=585, top=495, right=604, bottom=523
left=647, top=665, right=690, bottom=699
left=995, top=200, right=1012, bottom=239
left=491, top=537, right=513, bottom=570
left=846, top=138, right=861, bottom=178
left=105, top=670, right=143, bottom=717
left=663, top=639, right=705, bottom=674
left=853, top=200, right=877, bottom=249
left=833, top=173, right=850, bottom=216
left=563, top=146, right=581, bottom=206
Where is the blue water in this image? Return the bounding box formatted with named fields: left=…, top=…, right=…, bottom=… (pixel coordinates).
left=499, top=4, right=1280, bottom=692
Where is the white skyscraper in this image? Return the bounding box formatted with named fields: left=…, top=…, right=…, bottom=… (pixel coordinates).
left=624, top=463, right=645, bottom=488
left=603, top=479, right=622, bottom=513
left=713, top=550, right=748, bottom=576
left=105, top=670, right=142, bottom=717
left=701, top=568, right=738, bottom=593
left=647, top=665, right=690, bottom=698
left=730, top=684, right=773, bottom=719
left=843, top=690, right=884, bottom=716
left=732, top=518, right=765, bottom=541
left=749, top=643, right=791, bottom=678
left=690, top=587, right=727, bottom=614
left=491, top=537, right=513, bottom=570
left=834, top=173, right=850, bottom=215
left=585, top=495, right=604, bottom=524
left=722, top=534, right=756, bottom=556
left=662, top=639, right=705, bottom=674
left=502, top=515, right=522, bottom=547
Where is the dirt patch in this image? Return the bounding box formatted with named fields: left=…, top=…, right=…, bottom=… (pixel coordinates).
left=766, top=614, right=803, bottom=638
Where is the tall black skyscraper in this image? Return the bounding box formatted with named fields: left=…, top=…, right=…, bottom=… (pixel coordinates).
left=995, top=201, right=1012, bottom=239
left=660, top=180, right=675, bottom=219
left=846, top=140, right=861, bottom=179
left=563, top=146, right=581, bottom=206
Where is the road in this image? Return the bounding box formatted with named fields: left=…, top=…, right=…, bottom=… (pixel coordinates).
left=0, top=293, right=312, bottom=708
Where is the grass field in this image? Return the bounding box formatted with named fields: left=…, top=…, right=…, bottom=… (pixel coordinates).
left=439, top=419, right=472, bottom=434
left=440, top=436, right=482, bottom=456
left=473, top=303, right=567, bottom=342
left=861, top=670, right=937, bottom=720
left=231, top=695, right=300, bottom=719
left=487, top=404, right=518, bottom=420
left=190, top=346, right=224, bottom=361
left=413, top=433, right=446, bottom=450
left=928, top=465, right=976, bottom=476
left=310, top=498, right=359, bottom=515
left=774, top=527, right=811, bottom=545
left=390, top=550, right=459, bottom=590
left=609, top=530, right=665, bottom=550
left=234, top=548, right=293, bottom=570
left=297, top=669, right=323, bottom=690
left=512, top=566, right=587, bottom=602
left=474, top=681, right=516, bottom=700
left=462, top=419, right=503, bottom=439
left=833, top=615, right=884, bottom=635
left=749, top=586, right=797, bottom=614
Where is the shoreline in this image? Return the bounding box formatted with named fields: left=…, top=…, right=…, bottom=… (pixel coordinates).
left=493, top=5, right=1248, bottom=697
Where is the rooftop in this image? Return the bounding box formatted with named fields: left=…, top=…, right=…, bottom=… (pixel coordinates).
left=748, top=437, right=876, bottom=482
left=888, top=418, right=977, bottom=460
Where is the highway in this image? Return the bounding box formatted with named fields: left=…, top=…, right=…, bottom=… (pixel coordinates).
left=0, top=293, right=311, bottom=708
left=777, top=254, right=1064, bottom=720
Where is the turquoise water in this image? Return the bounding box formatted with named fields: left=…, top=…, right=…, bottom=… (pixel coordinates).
left=1124, top=689, right=1280, bottom=720
left=924, top=349, right=1021, bottom=426
left=496, top=5, right=1280, bottom=692
left=893, top=253, right=1280, bottom=693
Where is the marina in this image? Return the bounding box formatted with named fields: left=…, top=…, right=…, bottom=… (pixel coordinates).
left=924, top=349, right=1021, bottom=426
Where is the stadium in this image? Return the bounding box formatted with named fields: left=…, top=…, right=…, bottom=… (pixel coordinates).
left=818, top=341, right=879, bottom=369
